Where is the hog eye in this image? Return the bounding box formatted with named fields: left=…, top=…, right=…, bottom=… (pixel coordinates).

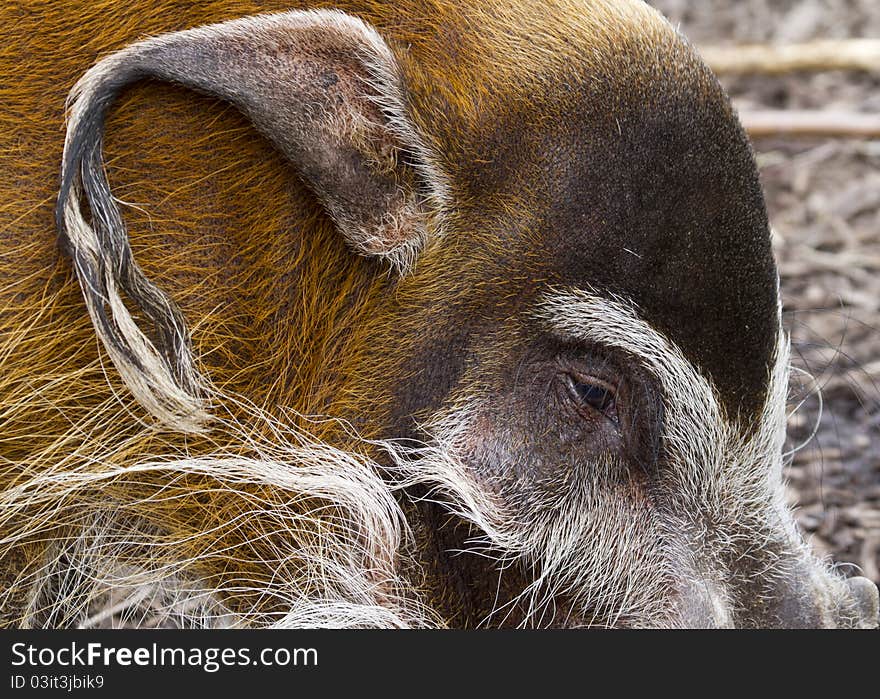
left=567, top=376, right=618, bottom=421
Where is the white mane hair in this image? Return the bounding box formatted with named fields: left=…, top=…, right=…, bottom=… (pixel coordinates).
left=0, top=393, right=440, bottom=629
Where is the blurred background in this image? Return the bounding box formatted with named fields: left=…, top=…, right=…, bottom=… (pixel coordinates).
left=649, top=0, right=880, bottom=584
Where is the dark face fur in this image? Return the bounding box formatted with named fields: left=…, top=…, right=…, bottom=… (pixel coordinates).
left=350, top=7, right=876, bottom=627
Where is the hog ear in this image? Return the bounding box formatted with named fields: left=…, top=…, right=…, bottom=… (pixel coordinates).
left=56, top=9, right=444, bottom=432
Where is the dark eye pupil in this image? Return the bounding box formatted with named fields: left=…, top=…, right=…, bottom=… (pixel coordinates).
left=573, top=382, right=614, bottom=412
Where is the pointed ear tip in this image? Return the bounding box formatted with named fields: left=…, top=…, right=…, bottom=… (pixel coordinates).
left=355, top=237, right=422, bottom=275
left=378, top=221, right=431, bottom=273
left=338, top=196, right=430, bottom=269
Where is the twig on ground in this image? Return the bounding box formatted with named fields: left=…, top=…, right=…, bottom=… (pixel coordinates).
left=737, top=109, right=880, bottom=139
left=701, top=39, right=880, bottom=75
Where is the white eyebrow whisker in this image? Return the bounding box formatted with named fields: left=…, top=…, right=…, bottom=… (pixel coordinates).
left=533, top=285, right=791, bottom=486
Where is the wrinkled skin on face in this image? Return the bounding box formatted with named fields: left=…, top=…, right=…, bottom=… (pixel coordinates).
left=2, top=0, right=877, bottom=628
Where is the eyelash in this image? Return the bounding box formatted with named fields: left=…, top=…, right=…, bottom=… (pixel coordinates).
left=565, top=374, right=619, bottom=423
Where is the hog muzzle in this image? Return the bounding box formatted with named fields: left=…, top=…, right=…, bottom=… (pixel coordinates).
left=845, top=576, right=880, bottom=629
left=673, top=565, right=879, bottom=628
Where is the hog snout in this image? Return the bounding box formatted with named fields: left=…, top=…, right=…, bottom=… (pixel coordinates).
left=756, top=572, right=878, bottom=628
left=673, top=564, right=879, bottom=628
left=778, top=572, right=879, bottom=629
left=844, top=576, right=880, bottom=629
left=777, top=569, right=880, bottom=629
